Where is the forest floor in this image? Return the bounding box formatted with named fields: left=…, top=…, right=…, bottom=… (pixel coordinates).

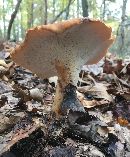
left=0, top=41, right=130, bottom=157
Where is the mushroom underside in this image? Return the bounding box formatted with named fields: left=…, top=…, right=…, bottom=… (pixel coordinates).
left=11, top=18, right=115, bottom=117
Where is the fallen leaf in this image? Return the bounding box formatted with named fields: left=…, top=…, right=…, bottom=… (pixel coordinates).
left=0, top=59, right=8, bottom=68
left=117, top=117, right=129, bottom=126
left=29, top=88, right=43, bottom=101
left=78, top=83, right=113, bottom=102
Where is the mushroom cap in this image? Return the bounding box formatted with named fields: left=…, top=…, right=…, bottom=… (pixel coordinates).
left=11, top=18, right=114, bottom=84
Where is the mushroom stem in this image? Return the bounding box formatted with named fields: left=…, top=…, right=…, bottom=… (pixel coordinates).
left=52, top=60, right=72, bottom=116
left=52, top=79, right=64, bottom=116
left=52, top=60, right=85, bottom=117
left=61, top=83, right=85, bottom=114
left=52, top=79, right=85, bottom=117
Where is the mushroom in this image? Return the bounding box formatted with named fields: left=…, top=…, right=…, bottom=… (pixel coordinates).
left=11, top=18, right=115, bottom=116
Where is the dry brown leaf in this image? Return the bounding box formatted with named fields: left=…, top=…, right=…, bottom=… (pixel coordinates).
left=76, top=91, right=85, bottom=102
left=2, top=75, right=9, bottom=81
left=82, top=99, right=98, bottom=108
left=0, top=59, right=8, bottom=68
left=97, top=126, right=109, bottom=137
left=0, top=113, right=25, bottom=134
left=120, top=92, right=130, bottom=101
left=78, top=83, right=113, bottom=102
left=113, top=72, right=130, bottom=88
left=117, top=117, right=129, bottom=126
left=0, top=66, right=7, bottom=76
left=29, top=88, right=43, bottom=101
left=82, top=99, right=109, bottom=108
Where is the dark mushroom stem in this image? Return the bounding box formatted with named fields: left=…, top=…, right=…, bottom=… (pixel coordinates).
left=61, top=83, right=85, bottom=114
left=52, top=81, right=85, bottom=117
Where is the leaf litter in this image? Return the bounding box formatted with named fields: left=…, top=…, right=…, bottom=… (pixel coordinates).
left=0, top=42, right=130, bottom=157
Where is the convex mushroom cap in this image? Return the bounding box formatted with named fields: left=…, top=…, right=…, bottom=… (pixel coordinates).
left=11, top=18, right=114, bottom=85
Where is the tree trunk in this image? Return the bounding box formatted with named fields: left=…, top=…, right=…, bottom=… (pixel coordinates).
left=51, top=0, right=74, bottom=23
left=65, top=0, right=72, bottom=19
left=81, top=0, right=89, bottom=17
left=102, top=0, right=106, bottom=20
left=77, top=0, right=80, bottom=18
left=12, top=22, right=16, bottom=40
left=3, top=0, right=6, bottom=38
left=7, top=0, right=22, bottom=40
left=27, top=1, right=34, bottom=28
left=30, top=2, right=34, bottom=27
left=20, top=7, right=24, bottom=39
left=53, top=0, right=56, bottom=18
left=16, top=16, right=20, bottom=41
left=117, top=0, right=128, bottom=57
left=44, top=0, right=48, bottom=24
